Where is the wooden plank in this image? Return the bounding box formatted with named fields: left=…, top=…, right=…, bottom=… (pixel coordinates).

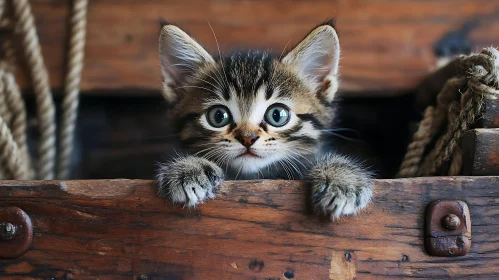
left=462, top=129, right=499, bottom=176
left=480, top=99, right=499, bottom=128
left=0, top=177, right=498, bottom=279
left=13, top=0, right=499, bottom=95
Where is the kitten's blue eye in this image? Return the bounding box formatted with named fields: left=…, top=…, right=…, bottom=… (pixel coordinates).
left=207, top=106, right=231, bottom=127
left=265, top=104, right=290, bottom=127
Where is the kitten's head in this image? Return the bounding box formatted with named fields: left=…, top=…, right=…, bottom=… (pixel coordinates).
left=159, top=21, right=340, bottom=175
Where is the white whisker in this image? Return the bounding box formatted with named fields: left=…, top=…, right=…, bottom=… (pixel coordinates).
left=283, top=156, right=303, bottom=179
left=207, top=21, right=231, bottom=92
left=279, top=40, right=292, bottom=61
left=234, top=162, right=244, bottom=180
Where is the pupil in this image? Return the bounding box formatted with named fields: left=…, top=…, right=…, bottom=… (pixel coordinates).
left=273, top=109, right=284, bottom=122
left=215, top=110, right=226, bottom=123
left=272, top=109, right=280, bottom=122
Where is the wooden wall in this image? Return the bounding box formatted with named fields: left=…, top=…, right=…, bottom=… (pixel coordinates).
left=14, top=0, right=499, bottom=96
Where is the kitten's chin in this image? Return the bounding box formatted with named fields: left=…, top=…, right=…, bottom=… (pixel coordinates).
left=230, top=156, right=273, bottom=175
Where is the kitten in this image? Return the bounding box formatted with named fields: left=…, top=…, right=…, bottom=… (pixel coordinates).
left=156, top=21, right=373, bottom=219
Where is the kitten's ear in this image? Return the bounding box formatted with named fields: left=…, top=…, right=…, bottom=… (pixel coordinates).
left=159, top=24, right=214, bottom=102
left=282, top=22, right=340, bottom=103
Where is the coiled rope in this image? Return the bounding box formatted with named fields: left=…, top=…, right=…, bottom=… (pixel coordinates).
left=397, top=48, right=499, bottom=177
left=0, top=0, right=88, bottom=180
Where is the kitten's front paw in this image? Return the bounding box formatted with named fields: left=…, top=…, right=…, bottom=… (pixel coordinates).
left=156, top=156, right=224, bottom=207
left=309, top=154, right=373, bottom=220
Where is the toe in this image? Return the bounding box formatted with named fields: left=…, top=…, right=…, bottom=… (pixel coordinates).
left=330, top=198, right=347, bottom=220
left=184, top=185, right=199, bottom=207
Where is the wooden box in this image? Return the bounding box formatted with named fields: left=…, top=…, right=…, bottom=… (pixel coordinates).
left=0, top=177, right=498, bottom=279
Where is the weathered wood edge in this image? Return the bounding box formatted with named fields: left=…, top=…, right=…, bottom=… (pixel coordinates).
left=462, top=129, right=499, bottom=176
left=1, top=177, right=498, bottom=279
left=480, top=99, right=499, bottom=128
left=0, top=176, right=494, bottom=198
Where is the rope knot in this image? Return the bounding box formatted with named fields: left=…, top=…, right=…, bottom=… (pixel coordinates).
left=398, top=46, right=499, bottom=177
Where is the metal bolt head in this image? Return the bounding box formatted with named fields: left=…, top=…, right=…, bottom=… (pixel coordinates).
left=425, top=200, right=471, bottom=257
left=0, top=207, right=33, bottom=258
left=0, top=221, right=17, bottom=240
left=442, top=214, right=460, bottom=230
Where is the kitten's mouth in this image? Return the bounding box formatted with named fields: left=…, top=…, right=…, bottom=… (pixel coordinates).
left=237, top=150, right=262, bottom=159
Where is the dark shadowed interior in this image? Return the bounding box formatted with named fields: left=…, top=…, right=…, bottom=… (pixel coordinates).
left=22, top=90, right=419, bottom=180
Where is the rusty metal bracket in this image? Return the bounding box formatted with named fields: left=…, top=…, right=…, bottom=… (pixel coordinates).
left=0, top=206, right=33, bottom=259
left=425, top=200, right=471, bottom=257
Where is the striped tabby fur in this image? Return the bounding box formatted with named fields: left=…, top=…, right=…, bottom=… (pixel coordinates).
left=156, top=21, right=373, bottom=219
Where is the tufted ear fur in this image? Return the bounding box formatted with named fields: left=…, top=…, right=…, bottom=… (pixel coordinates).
left=282, top=22, right=341, bottom=103
left=159, top=24, right=214, bottom=103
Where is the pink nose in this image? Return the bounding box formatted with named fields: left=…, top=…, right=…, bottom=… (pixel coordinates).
left=235, top=134, right=259, bottom=148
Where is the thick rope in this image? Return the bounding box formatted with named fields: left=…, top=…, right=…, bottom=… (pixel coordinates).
left=414, top=77, right=468, bottom=176
left=399, top=47, right=499, bottom=177
left=396, top=106, right=434, bottom=178
left=445, top=102, right=462, bottom=176
left=397, top=77, right=466, bottom=178
left=11, top=0, right=56, bottom=180
left=3, top=71, right=33, bottom=178
left=0, top=68, right=11, bottom=125
left=421, top=50, right=499, bottom=175
left=423, top=75, right=498, bottom=175
left=0, top=0, right=88, bottom=180
left=0, top=0, right=16, bottom=179
left=0, top=115, right=27, bottom=179
left=57, top=0, right=88, bottom=179
left=0, top=33, right=29, bottom=166
left=0, top=0, right=34, bottom=179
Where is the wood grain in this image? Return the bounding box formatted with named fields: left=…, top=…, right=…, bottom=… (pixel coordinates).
left=462, top=129, right=499, bottom=176
left=14, top=0, right=499, bottom=96
left=1, top=177, right=499, bottom=279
